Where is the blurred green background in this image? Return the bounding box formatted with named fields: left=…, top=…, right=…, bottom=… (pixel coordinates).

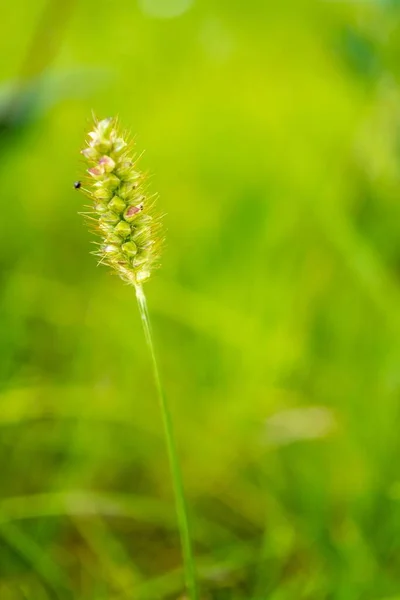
left=1, top=0, right=400, bottom=598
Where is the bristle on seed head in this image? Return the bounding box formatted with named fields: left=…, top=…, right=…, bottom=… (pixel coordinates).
left=79, top=116, right=163, bottom=285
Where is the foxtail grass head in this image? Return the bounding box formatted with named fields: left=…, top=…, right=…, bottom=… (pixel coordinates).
left=77, top=116, right=163, bottom=285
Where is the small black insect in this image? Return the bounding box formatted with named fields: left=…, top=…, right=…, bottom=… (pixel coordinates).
left=74, top=181, right=82, bottom=189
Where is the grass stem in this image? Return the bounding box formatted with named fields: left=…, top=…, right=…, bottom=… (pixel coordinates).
left=135, top=283, right=199, bottom=600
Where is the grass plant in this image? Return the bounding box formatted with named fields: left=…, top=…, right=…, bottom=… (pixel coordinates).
left=78, top=116, right=199, bottom=600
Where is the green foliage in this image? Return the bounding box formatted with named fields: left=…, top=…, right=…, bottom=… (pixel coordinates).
left=1, top=0, right=400, bottom=598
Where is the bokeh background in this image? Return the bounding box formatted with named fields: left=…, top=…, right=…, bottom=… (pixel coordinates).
left=1, top=0, right=400, bottom=598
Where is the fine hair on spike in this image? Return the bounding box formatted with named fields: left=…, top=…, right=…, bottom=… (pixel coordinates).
left=79, top=116, right=163, bottom=285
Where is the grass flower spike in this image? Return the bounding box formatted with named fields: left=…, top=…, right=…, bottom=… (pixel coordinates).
left=77, top=116, right=199, bottom=600
left=80, top=116, right=162, bottom=285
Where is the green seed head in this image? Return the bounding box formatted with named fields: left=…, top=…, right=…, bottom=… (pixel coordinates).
left=114, top=220, right=131, bottom=238
left=79, top=116, right=163, bottom=285
left=108, top=196, right=126, bottom=214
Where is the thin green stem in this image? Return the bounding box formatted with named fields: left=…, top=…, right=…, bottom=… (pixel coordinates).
left=135, top=283, right=199, bottom=600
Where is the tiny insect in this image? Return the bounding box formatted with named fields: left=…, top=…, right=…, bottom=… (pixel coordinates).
left=74, top=181, right=82, bottom=189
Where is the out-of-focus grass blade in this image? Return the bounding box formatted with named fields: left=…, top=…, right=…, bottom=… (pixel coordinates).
left=71, top=513, right=143, bottom=593
left=0, top=68, right=109, bottom=140
left=0, top=518, right=69, bottom=593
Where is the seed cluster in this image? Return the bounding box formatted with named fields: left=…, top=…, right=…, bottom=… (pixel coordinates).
left=80, top=117, right=162, bottom=285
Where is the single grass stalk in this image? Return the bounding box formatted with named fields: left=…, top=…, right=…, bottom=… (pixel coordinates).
left=76, top=115, right=199, bottom=600
left=135, top=283, right=198, bottom=600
